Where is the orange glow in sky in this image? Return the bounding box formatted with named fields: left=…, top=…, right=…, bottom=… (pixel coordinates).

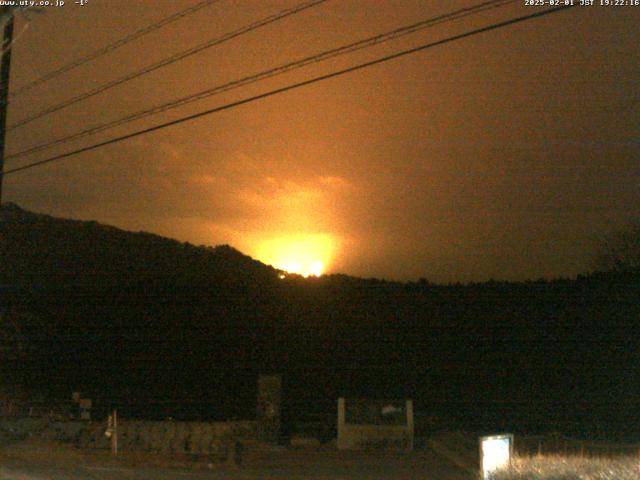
left=255, top=233, right=335, bottom=277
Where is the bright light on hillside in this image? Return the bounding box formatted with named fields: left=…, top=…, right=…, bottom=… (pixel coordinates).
left=256, top=234, right=334, bottom=278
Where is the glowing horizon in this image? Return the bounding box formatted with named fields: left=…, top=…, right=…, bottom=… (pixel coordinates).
left=254, top=233, right=335, bottom=278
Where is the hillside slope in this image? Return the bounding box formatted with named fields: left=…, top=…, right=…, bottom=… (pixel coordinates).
left=1, top=204, right=639, bottom=438
left=1, top=202, right=277, bottom=288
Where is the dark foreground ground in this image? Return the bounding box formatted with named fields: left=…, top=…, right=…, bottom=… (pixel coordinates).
left=0, top=439, right=472, bottom=480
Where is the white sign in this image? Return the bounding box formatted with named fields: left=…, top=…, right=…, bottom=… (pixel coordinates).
left=480, top=434, right=513, bottom=480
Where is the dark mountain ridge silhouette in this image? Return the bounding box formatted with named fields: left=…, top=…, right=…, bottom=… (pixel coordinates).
left=1, top=203, right=639, bottom=439
left=1, top=202, right=278, bottom=288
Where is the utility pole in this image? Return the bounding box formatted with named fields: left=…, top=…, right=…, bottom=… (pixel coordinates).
left=0, top=6, right=14, bottom=205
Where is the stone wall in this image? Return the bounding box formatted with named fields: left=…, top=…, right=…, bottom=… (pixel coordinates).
left=0, top=418, right=256, bottom=458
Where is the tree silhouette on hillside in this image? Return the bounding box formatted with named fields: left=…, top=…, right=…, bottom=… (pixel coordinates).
left=596, top=221, right=640, bottom=273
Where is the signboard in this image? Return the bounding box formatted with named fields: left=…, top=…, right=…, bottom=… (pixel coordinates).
left=345, top=399, right=407, bottom=425
left=337, top=398, right=414, bottom=451
left=479, top=434, right=513, bottom=480
left=256, top=374, right=282, bottom=444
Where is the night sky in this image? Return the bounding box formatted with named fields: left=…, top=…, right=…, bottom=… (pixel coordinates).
left=3, top=0, right=639, bottom=282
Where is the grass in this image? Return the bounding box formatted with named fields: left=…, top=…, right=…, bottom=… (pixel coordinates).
left=494, top=453, right=640, bottom=480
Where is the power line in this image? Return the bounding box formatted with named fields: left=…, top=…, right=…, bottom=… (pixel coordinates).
left=6, top=0, right=517, bottom=162
left=1, top=5, right=576, bottom=179
left=7, top=0, right=329, bottom=131
left=9, top=0, right=223, bottom=98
